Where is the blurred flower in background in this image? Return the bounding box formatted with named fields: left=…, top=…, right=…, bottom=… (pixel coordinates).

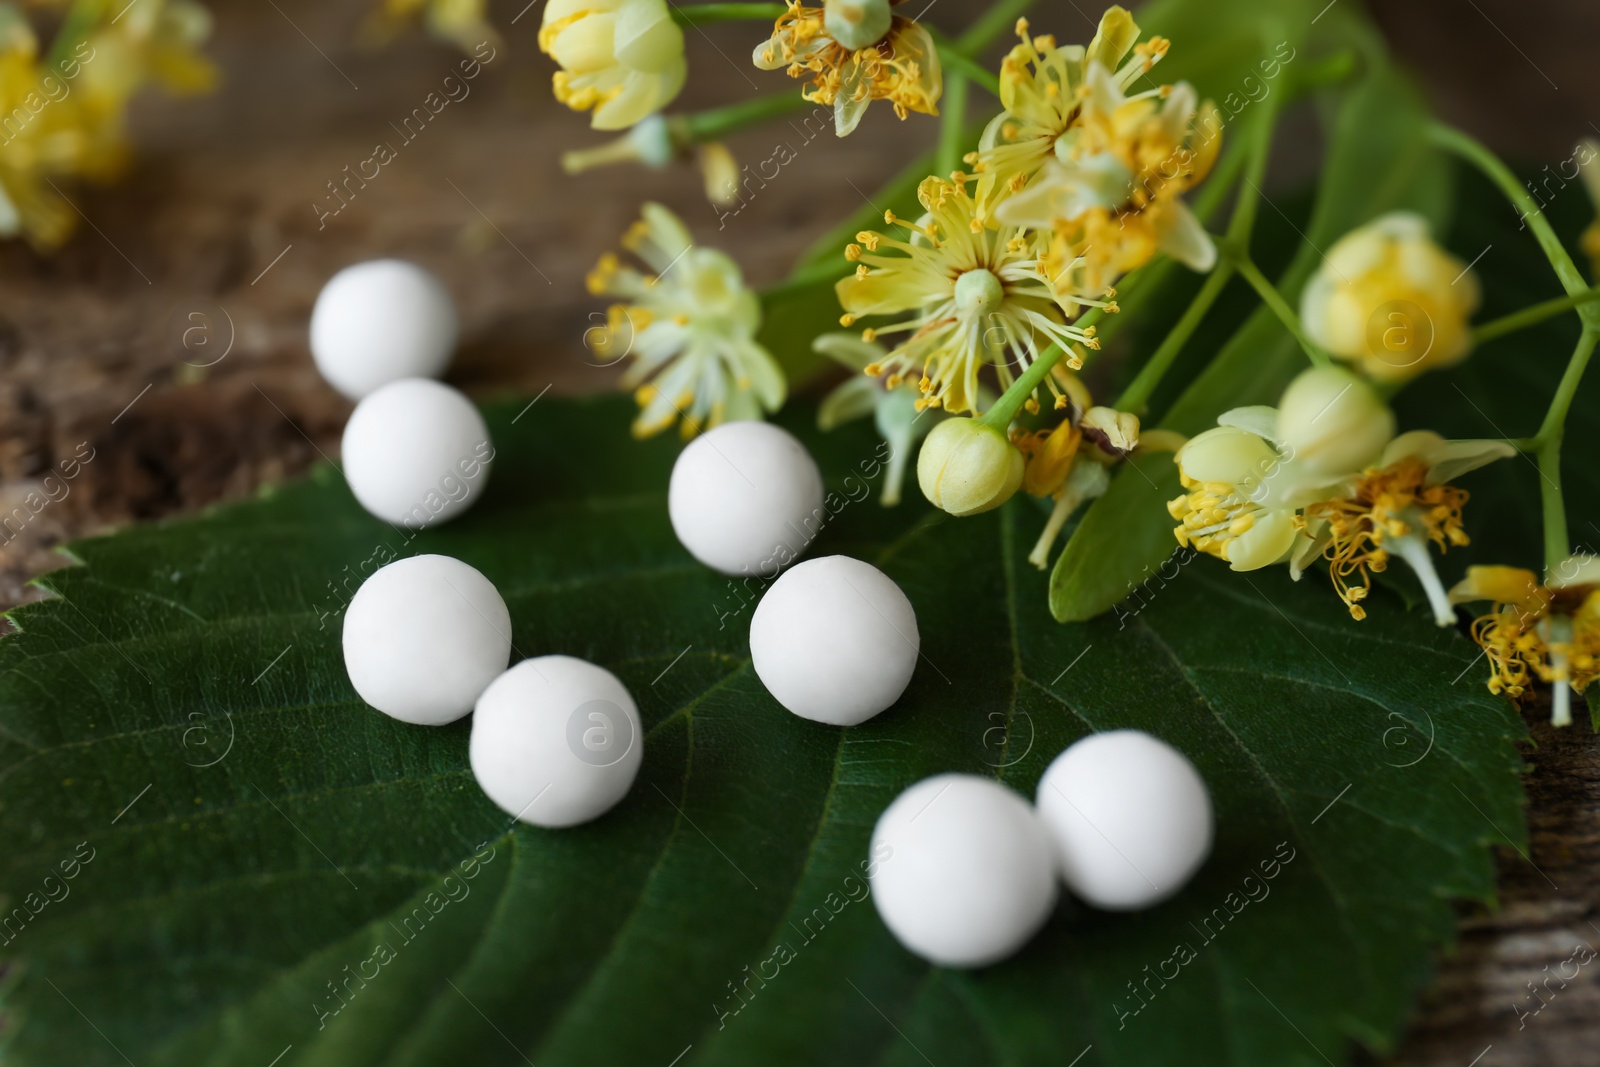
left=587, top=202, right=784, bottom=438
left=0, top=0, right=215, bottom=250
left=540, top=0, right=686, bottom=130
left=361, top=0, right=500, bottom=53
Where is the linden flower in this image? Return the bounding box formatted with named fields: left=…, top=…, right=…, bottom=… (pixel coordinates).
left=752, top=0, right=940, bottom=137
left=1167, top=426, right=1347, bottom=571
left=1167, top=368, right=1393, bottom=571
left=837, top=173, right=1106, bottom=416
left=1016, top=369, right=1167, bottom=568
left=0, top=1, right=215, bottom=249
left=587, top=202, right=784, bottom=437
left=971, top=8, right=1170, bottom=214
left=1300, top=212, right=1480, bottom=382
left=994, top=61, right=1221, bottom=306
left=1295, top=430, right=1513, bottom=624
left=1449, top=556, right=1600, bottom=727
left=540, top=0, right=686, bottom=130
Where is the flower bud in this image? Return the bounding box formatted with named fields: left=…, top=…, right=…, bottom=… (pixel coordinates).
left=1275, top=366, right=1394, bottom=476
left=824, top=0, right=892, bottom=50
left=1299, top=212, right=1479, bottom=380
left=917, top=417, right=1023, bottom=516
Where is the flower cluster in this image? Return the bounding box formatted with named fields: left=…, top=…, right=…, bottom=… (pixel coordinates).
left=989, top=15, right=1221, bottom=307
left=0, top=1, right=214, bottom=249
left=837, top=7, right=1216, bottom=420
left=586, top=202, right=784, bottom=438
left=548, top=0, right=1600, bottom=735
left=1167, top=366, right=1514, bottom=624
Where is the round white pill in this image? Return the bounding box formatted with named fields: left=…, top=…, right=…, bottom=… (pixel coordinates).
left=470, top=656, right=644, bottom=828
left=343, top=554, right=512, bottom=725
left=1035, top=730, right=1214, bottom=911
left=749, top=555, right=917, bottom=726
left=668, top=421, right=824, bottom=576
left=341, top=378, right=493, bottom=527
left=870, top=774, right=1058, bottom=968
left=310, top=259, right=459, bottom=400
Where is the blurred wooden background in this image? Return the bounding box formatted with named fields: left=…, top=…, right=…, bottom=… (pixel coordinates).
left=0, top=0, right=1596, bottom=1063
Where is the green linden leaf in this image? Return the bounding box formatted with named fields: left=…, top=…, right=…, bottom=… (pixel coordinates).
left=0, top=396, right=1525, bottom=1066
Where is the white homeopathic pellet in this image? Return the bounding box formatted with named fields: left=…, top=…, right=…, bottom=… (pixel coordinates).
left=470, top=656, right=644, bottom=828
left=870, top=774, right=1058, bottom=968
left=1035, top=729, right=1214, bottom=910
left=668, top=421, right=824, bottom=576
left=343, top=554, right=511, bottom=725
left=749, top=555, right=917, bottom=726
left=310, top=259, right=459, bottom=400
left=341, top=378, right=494, bottom=527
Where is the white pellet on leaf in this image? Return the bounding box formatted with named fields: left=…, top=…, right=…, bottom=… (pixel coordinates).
left=310, top=259, right=458, bottom=400
left=343, top=554, right=511, bottom=725
left=1035, top=729, right=1214, bottom=911
left=749, top=555, right=917, bottom=726
left=668, top=421, right=823, bottom=576
left=341, top=378, right=493, bottom=527
left=470, top=656, right=643, bottom=828
left=870, top=774, right=1058, bottom=968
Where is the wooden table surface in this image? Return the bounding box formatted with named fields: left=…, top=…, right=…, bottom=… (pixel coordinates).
left=0, top=0, right=1594, bottom=1063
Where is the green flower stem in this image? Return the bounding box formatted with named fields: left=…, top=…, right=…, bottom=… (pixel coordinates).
left=1471, top=286, right=1600, bottom=345
left=1112, top=103, right=1280, bottom=412
left=1537, top=326, right=1597, bottom=567
left=1223, top=95, right=1278, bottom=244
left=1223, top=248, right=1332, bottom=367
left=1428, top=124, right=1600, bottom=570
left=1114, top=266, right=1235, bottom=415
left=956, top=0, right=1035, bottom=53
left=933, top=38, right=1002, bottom=98
left=1427, top=122, right=1594, bottom=314
left=979, top=343, right=1066, bottom=429
left=978, top=298, right=1121, bottom=430
left=684, top=91, right=814, bottom=141
left=935, top=73, right=969, bottom=176
left=670, top=2, right=786, bottom=26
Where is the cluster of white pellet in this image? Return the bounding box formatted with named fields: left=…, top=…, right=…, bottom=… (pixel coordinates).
left=322, top=261, right=643, bottom=828
left=314, top=259, right=494, bottom=529
left=668, top=421, right=921, bottom=725
left=870, top=732, right=1214, bottom=967
left=322, top=263, right=1217, bottom=950
left=664, top=422, right=1218, bottom=970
